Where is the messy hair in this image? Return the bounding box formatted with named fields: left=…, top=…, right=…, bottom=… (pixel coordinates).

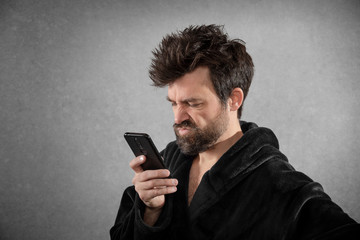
left=149, top=24, right=254, bottom=119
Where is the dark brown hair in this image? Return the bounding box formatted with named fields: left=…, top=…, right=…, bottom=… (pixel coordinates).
left=149, top=24, right=254, bottom=119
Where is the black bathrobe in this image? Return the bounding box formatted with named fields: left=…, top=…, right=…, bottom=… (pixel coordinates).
left=110, top=121, right=359, bottom=239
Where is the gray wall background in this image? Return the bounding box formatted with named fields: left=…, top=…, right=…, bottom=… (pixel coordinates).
left=1, top=0, right=359, bottom=239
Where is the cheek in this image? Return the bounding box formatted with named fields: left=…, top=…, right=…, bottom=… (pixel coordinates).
left=189, top=110, right=216, bottom=127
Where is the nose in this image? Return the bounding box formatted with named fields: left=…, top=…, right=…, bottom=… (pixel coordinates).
left=173, top=106, right=189, bottom=124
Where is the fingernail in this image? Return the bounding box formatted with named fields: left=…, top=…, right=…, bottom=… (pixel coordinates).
left=173, top=179, right=178, bottom=185
left=139, top=156, right=144, bottom=162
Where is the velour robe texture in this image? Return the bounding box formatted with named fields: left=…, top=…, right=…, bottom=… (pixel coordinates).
left=110, top=121, right=359, bottom=239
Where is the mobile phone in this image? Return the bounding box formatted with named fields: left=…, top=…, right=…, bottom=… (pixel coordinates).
left=124, top=132, right=166, bottom=170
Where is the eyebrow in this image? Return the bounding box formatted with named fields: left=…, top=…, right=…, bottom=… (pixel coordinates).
left=166, top=96, right=202, bottom=103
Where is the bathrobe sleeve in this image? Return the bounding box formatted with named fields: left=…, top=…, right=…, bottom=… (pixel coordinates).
left=110, top=186, right=174, bottom=240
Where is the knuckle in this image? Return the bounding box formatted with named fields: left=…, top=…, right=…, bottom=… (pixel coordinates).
left=165, top=179, right=172, bottom=185
left=156, top=171, right=163, bottom=178
left=142, top=191, right=151, bottom=202
left=147, top=181, right=155, bottom=189
left=139, top=171, right=149, bottom=182
left=134, top=182, right=142, bottom=192
left=146, top=170, right=155, bottom=179
left=153, top=188, right=161, bottom=197
left=135, top=172, right=144, bottom=181
left=157, top=179, right=166, bottom=187
left=131, top=174, right=139, bottom=185
left=155, top=170, right=165, bottom=178
left=147, top=170, right=157, bottom=178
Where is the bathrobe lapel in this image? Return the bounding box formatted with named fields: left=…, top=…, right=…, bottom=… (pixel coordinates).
left=188, top=126, right=283, bottom=223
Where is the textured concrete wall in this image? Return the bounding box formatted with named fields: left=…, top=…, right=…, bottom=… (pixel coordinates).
left=1, top=0, right=359, bottom=239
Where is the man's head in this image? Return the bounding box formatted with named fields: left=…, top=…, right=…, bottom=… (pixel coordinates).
left=167, top=66, right=231, bottom=155
left=149, top=24, right=254, bottom=119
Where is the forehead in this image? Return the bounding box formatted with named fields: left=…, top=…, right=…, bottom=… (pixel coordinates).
left=167, top=66, right=217, bottom=100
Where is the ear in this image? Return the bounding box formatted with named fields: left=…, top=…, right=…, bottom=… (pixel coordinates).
left=228, top=88, right=244, bottom=111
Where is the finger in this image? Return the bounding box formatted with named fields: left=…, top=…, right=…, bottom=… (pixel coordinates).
left=138, top=178, right=178, bottom=190
left=133, top=171, right=173, bottom=190
left=137, top=169, right=170, bottom=182
left=150, top=186, right=178, bottom=198
left=139, top=186, right=177, bottom=201
left=129, top=155, right=146, bottom=173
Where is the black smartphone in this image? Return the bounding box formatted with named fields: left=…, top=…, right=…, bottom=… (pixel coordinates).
left=124, top=132, right=166, bottom=170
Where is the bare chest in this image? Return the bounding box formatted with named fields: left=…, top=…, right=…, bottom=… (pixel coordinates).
left=187, top=161, right=212, bottom=206
left=188, top=171, right=202, bottom=205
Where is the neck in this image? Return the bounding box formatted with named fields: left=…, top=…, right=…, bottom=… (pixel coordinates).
left=197, top=121, right=243, bottom=165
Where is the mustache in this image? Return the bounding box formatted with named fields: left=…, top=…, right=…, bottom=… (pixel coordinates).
left=173, top=120, right=197, bottom=129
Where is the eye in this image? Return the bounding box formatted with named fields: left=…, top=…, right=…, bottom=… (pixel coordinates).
left=189, top=103, right=199, bottom=107
left=188, top=103, right=202, bottom=108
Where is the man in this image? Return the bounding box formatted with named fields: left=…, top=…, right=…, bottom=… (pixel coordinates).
left=110, top=24, right=359, bottom=239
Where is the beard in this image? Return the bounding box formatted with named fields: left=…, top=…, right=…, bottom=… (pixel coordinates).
left=173, top=108, right=229, bottom=156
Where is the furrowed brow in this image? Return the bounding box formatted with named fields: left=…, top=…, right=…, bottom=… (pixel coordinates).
left=166, top=96, right=202, bottom=103
left=182, top=98, right=202, bottom=103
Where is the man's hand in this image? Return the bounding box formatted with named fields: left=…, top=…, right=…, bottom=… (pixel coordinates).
left=129, top=155, right=178, bottom=225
